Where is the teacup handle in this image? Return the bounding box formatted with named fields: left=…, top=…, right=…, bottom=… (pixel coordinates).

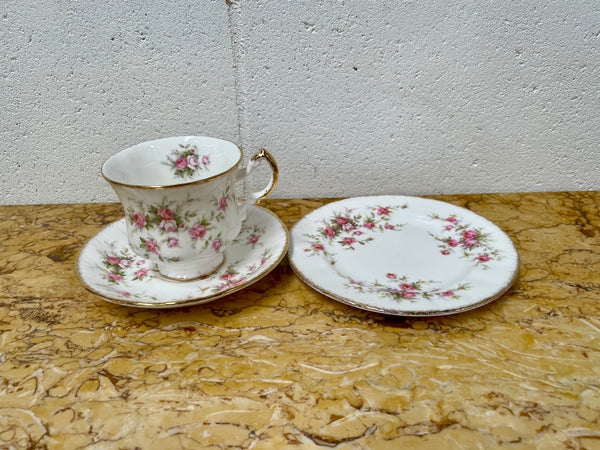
left=237, top=148, right=279, bottom=208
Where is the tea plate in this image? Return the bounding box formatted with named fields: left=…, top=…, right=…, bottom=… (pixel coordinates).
left=77, top=206, right=288, bottom=308
left=288, top=196, right=519, bottom=316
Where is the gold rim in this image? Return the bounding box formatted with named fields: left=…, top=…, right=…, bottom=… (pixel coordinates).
left=288, top=195, right=521, bottom=317
left=75, top=206, right=289, bottom=308
left=101, top=137, right=244, bottom=190
left=288, top=256, right=520, bottom=317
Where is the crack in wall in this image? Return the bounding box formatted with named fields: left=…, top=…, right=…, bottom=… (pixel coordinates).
left=226, top=0, right=246, bottom=149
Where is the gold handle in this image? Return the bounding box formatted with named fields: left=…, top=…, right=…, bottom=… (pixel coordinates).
left=249, top=148, right=279, bottom=205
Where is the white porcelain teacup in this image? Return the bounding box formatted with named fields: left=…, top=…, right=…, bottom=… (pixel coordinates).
left=102, top=136, right=278, bottom=281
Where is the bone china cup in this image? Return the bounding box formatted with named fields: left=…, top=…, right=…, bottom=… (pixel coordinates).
left=102, top=136, right=278, bottom=281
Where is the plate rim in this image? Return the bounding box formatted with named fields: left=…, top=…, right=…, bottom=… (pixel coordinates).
left=288, top=195, right=519, bottom=317
left=76, top=205, right=289, bottom=308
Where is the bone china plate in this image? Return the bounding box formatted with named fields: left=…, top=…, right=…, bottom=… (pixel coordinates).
left=288, top=196, right=519, bottom=316
left=77, top=206, right=288, bottom=308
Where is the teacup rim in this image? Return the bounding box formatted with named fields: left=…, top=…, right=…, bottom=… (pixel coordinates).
left=101, top=135, right=243, bottom=190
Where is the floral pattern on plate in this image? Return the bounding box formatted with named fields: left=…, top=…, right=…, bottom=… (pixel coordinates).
left=288, top=196, right=519, bottom=316
left=429, top=213, right=501, bottom=268
left=344, top=272, right=470, bottom=301
left=77, top=206, right=288, bottom=308
left=102, top=249, right=151, bottom=285
left=303, top=204, right=405, bottom=263
left=209, top=249, right=272, bottom=293
left=233, top=223, right=266, bottom=249
left=163, top=144, right=210, bottom=179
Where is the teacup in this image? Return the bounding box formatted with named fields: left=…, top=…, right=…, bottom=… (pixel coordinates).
left=102, top=136, right=278, bottom=281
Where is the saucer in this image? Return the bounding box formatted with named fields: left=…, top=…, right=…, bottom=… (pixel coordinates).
left=289, top=196, right=519, bottom=316
left=77, top=206, right=289, bottom=308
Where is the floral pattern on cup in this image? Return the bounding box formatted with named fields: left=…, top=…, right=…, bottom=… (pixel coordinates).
left=303, top=205, right=405, bottom=261
left=129, top=205, right=185, bottom=232
left=211, top=186, right=232, bottom=222
left=344, top=272, right=470, bottom=302
left=429, top=214, right=501, bottom=268
left=100, top=210, right=271, bottom=290
left=164, top=144, right=210, bottom=179
left=188, top=219, right=219, bottom=251
left=124, top=187, right=235, bottom=260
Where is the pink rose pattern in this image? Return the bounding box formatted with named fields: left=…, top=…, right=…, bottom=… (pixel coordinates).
left=211, top=239, right=223, bottom=252
left=233, top=224, right=266, bottom=249
left=100, top=243, right=274, bottom=298
left=100, top=216, right=270, bottom=291
left=304, top=205, right=406, bottom=262
left=429, top=214, right=500, bottom=268
left=102, top=249, right=151, bottom=287
left=142, top=238, right=159, bottom=254
left=218, top=196, right=228, bottom=212
left=132, top=213, right=147, bottom=229
left=164, top=144, right=210, bottom=179
left=302, top=204, right=504, bottom=304
left=344, top=272, right=470, bottom=302
left=211, top=188, right=232, bottom=222
left=124, top=187, right=234, bottom=260
left=128, top=205, right=184, bottom=233
left=190, top=223, right=207, bottom=239
left=211, top=249, right=272, bottom=293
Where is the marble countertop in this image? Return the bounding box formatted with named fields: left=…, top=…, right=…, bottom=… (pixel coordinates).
left=1, top=192, right=599, bottom=448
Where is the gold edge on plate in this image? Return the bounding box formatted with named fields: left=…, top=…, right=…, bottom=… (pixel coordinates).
left=287, top=195, right=521, bottom=317
left=75, top=206, right=290, bottom=309
left=288, top=251, right=520, bottom=317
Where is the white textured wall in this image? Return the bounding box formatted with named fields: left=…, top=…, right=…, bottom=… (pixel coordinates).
left=2, top=1, right=599, bottom=205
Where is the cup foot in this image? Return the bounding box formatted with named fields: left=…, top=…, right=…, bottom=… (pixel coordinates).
left=157, top=254, right=225, bottom=281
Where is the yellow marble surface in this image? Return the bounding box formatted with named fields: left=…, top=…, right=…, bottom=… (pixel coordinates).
left=1, top=192, right=600, bottom=449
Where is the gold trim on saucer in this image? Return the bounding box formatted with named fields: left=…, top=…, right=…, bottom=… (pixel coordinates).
left=75, top=206, right=289, bottom=309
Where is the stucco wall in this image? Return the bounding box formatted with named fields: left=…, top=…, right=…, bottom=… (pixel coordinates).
left=2, top=0, right=599, bottom=205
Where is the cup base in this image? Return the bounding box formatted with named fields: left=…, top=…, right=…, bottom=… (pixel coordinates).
left=157, top=253, right=225, bottom=281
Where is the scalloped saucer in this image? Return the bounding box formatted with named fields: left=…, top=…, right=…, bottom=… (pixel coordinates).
left=289, top=196, right=519, bottom=316
left=77, top=206, right=288, bottom=308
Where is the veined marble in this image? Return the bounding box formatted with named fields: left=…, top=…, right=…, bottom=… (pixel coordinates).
left=0, top=193, right=599, bottom=448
